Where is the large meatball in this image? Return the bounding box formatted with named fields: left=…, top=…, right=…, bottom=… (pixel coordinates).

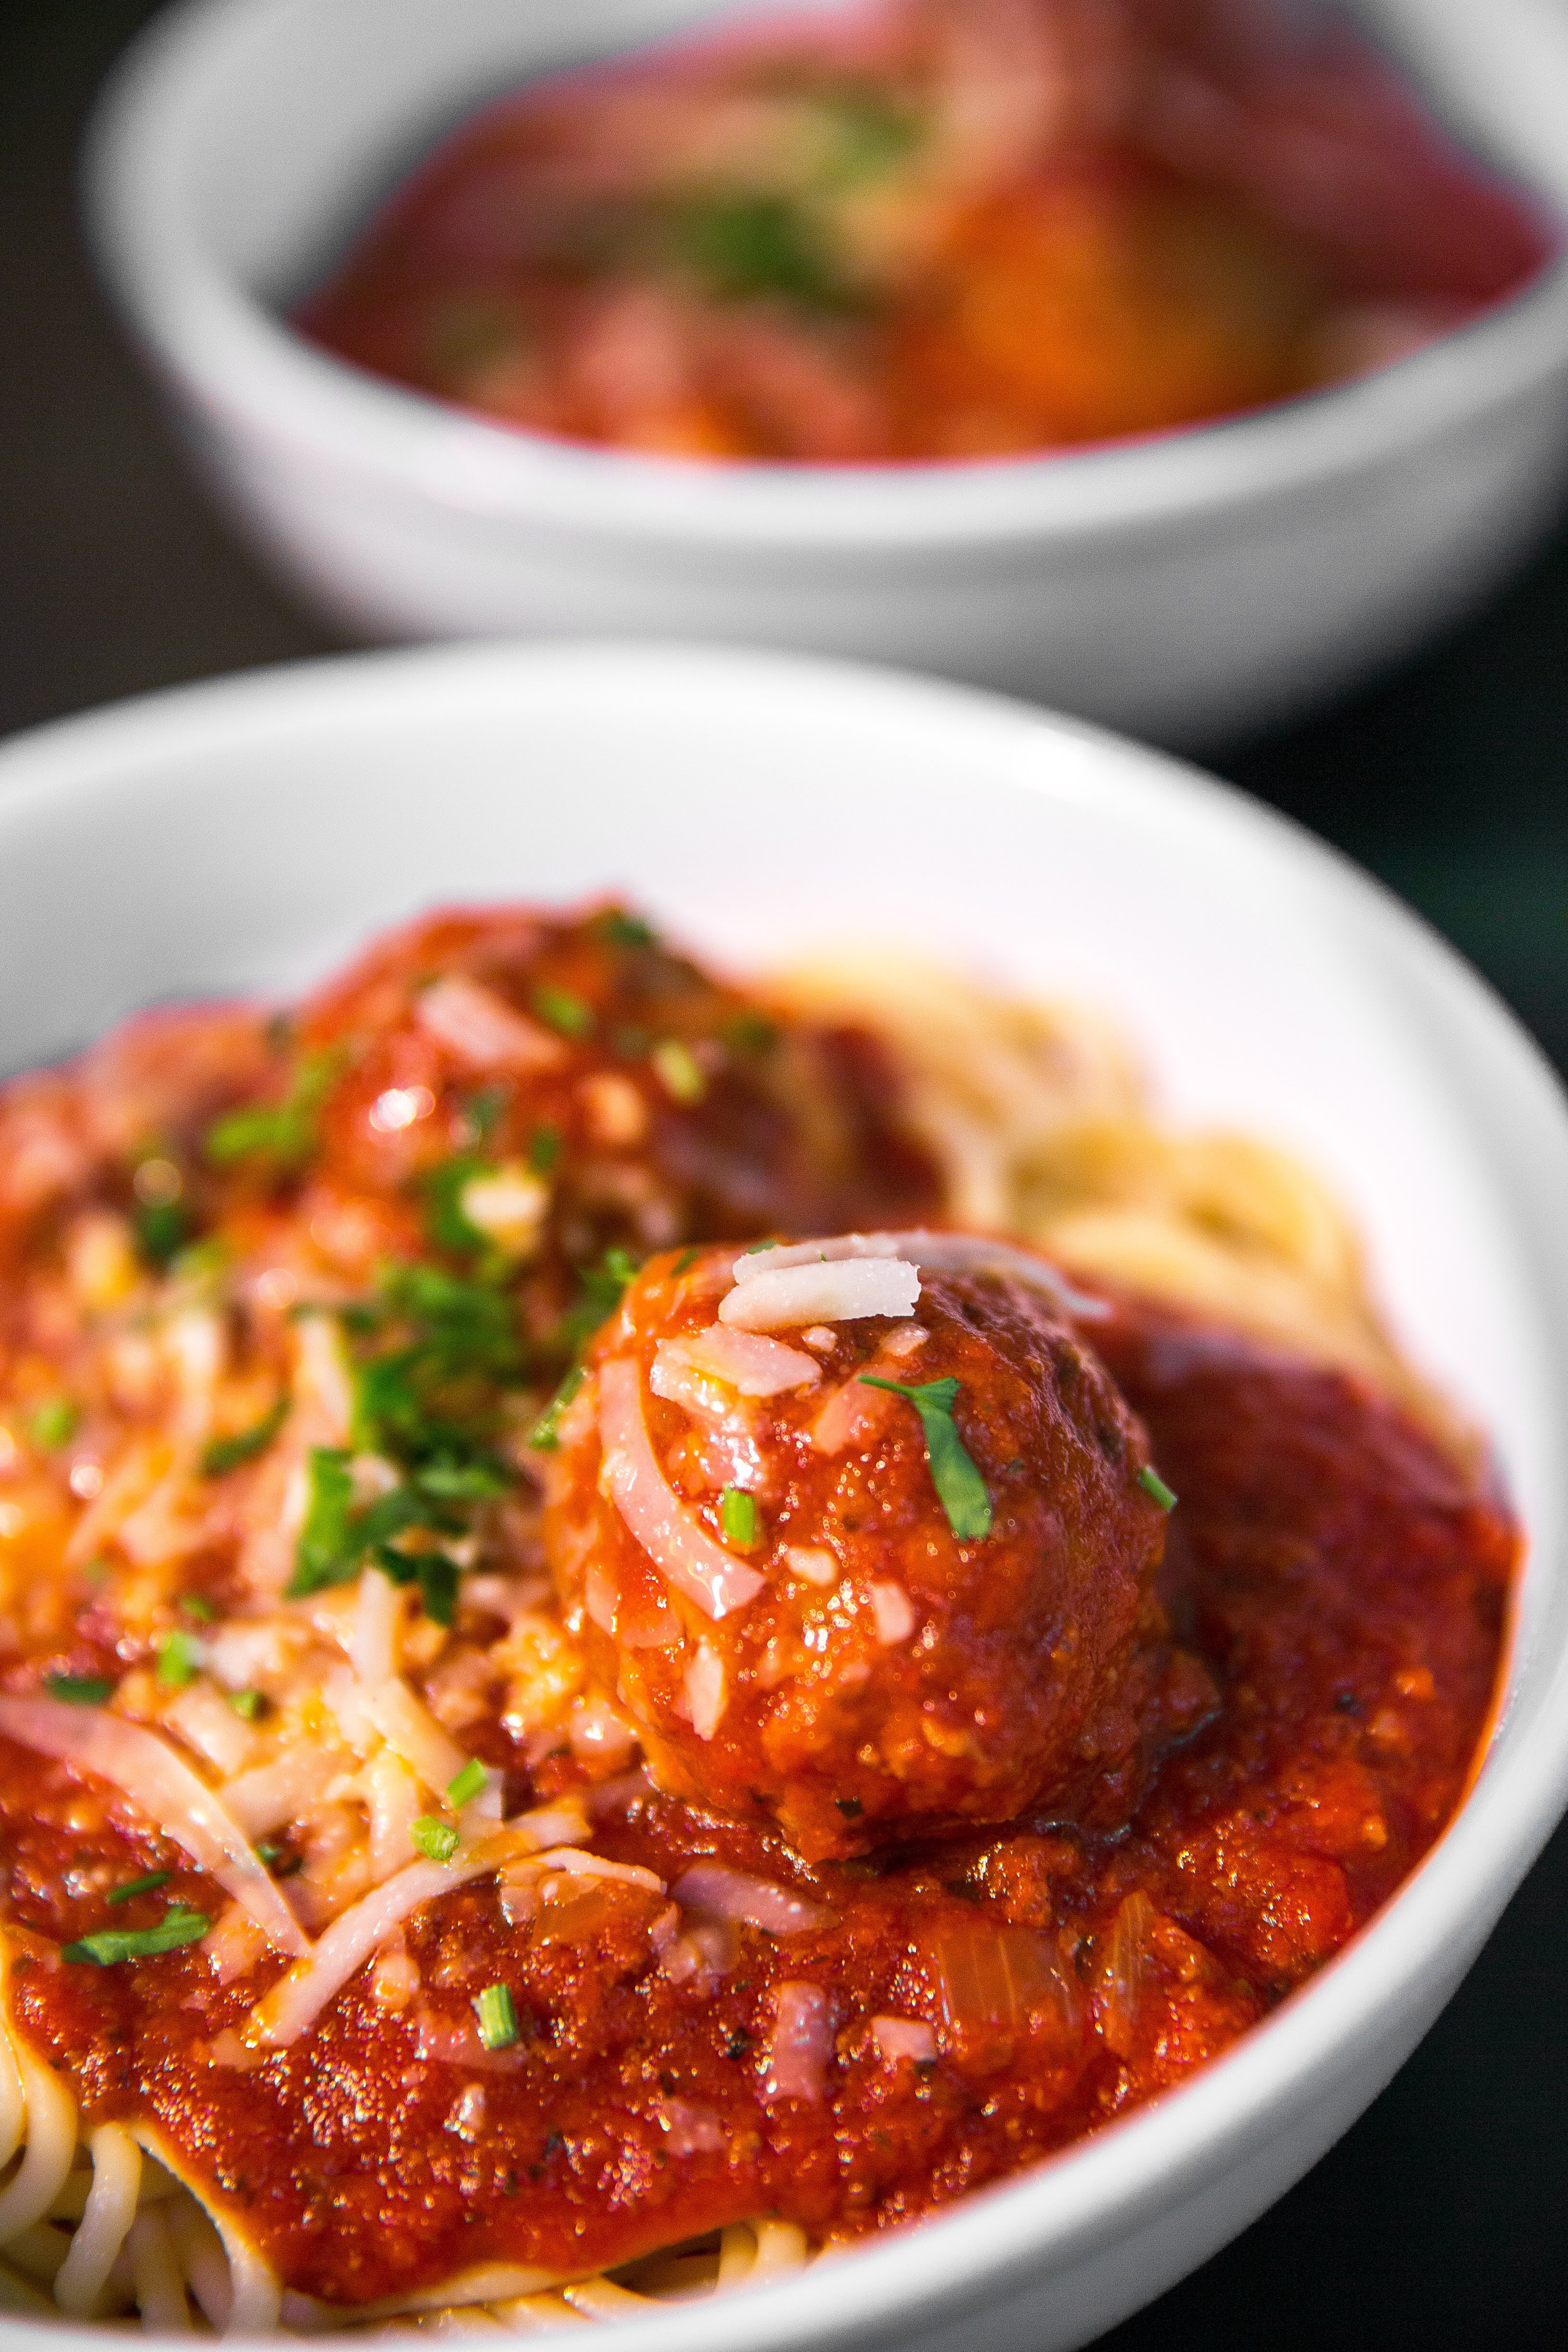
left=543, top=1232, right=1195, bottom=1858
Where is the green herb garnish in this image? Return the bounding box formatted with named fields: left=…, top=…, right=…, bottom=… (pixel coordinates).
left=205, top=1049, right=340, bottom=1174
left=447, top=1758, right=487, bottom=1808
left=1137, top=1465, right=1178, bottom=1513
left=532, top=983, right=594, bottom=1041
left=464, top=1085, right=509, bottom=1145
left=596, top=910, right=657, bottom=951
left=289, top=1447, right=356, bottom=1599
left=528, top=1125, right=561, bottom=1176
left=180, top=1594, right=217, bottom=1624
left=423, top=1154, right=493, bottom=1259
left=723, top=1011, right=779, bottom=1057
left=201, top=1396, right=289, bottom=1478
left=43, top=1673, right=112, bottom=1707
left=651, top=1039, right=706, bottom=1106
left=674, top=191, right=844, bottom=307
left=28, top=1399, right=78, bottom=1451
left=720, top=1487, right=760, bottom=1550
left=528, top=1363, right=584, bottom=1454
left=134, top=1199, right=189, bottom=1270
left=62, top=1908, right=209, bottom=1966
left=256, top=1840, right=300, bottom=1875
left=411, top=1817, right=460, bottom=1864
left=107, top=1871, right=171, bottom=1907
left=474, top=1982, right=520, bottom=2051
left=227, top=1688, right=265, bottom=1722
left=155, top=1629, right=202, bottom=1689
left=859, top=1375, right=993, bottom=1540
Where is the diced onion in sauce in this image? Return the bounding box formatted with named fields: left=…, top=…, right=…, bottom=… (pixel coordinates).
left=672, top=1864, right=829, bottom=1936
left=760, top=1983, right=833, bottom=2104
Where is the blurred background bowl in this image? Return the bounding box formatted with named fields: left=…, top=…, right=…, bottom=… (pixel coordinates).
left=84, top=0, right=1568, bottom=747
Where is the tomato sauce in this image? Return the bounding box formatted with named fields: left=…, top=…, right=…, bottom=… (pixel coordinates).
left=297, top=0, right=1554, bottom=464
left=0, top=1299, right=1512, bottom=2304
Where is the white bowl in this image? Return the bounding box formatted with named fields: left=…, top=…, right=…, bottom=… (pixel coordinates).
left=84, top=0, right=1568, bottom=746
left=2, top=639, right=1568, bottom=2349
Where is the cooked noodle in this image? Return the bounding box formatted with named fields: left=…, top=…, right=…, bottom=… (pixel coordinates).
left=0, top=950, right=1459, bottom=2331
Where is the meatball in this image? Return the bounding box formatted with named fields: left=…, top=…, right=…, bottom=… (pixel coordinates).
left=543, top=1232, right=1191, bottom=1860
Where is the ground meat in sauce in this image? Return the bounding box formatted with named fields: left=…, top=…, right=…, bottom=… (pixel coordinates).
left=1, top=1302, right=1512, bottom=2304
left=545, top=1245, right=1210, bottom=1859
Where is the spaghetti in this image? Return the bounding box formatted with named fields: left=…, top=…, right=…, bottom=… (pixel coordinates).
left=0, top=903, right=1514, bottom=2328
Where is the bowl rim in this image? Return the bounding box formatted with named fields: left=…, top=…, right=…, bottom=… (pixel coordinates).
left=3, top=636, right=1568, bottom=2347
left=83, top=0, right=1568, bottom=552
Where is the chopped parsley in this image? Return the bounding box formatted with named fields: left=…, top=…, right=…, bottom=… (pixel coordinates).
left=672, top=1248, right=701, bottom=1277
left=134, top=1198, right=189, bottom=1270
left=423, top=1153, right=494, bottom=1258
left=474, top=1982, right=520, bottom=2051
left=447, top=1758, right=487, bottom=1808
left=673, top=191, right=845, bottom=308
left=286, top=1263, right=525, bottom=1619
left=411, top=1817, right=460, bottom=1864
left=256, top=1840, right=301, bottom=1875
left=205, top=1049, right=340, bottom=1174
left=155, top=1629, right=202, bottom=1689
left=555, top=1248, right=639, bottom=1359
left=720, top=1487, right=760, bottom=1550
left=528, top=1363, right=584, bottom=1454
left=180, top=1593, right=217, bottom=1624
left=531, top=983, right=594, bottom=1041
left=723, top=1011, right=779, bottom=1057
left=107, top=1871, right=171, bottom=1906
left=859, top=1375, right=993, bottom=1541
left=651, top=1038, right=706, bottom=1106
left=28, top=1398, right=78, bottom=1451
left=227, top=1688, right=266, bottom=1722
left=201, top=1396, right=289, bottom=1478
left=463, top=1085, right=509, bottom=1145
left=595, top=909, right=657, bottom=951
left=63, top=1907, right=209, bottom=1966
left=528, top=1125, right=561, bottom=1176
left=43, top=1673, right=112, bottom=1707
left=1137, top=1465, right=1178, bottom=1513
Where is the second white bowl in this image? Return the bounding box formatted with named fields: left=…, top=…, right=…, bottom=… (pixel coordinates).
left=81, top=0, right=1568, bottom=742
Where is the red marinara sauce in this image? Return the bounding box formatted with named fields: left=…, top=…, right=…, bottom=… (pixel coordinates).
left=1, top=1300, right=1513, bottom=2305
left=296, top=0, right=1554, bottom=464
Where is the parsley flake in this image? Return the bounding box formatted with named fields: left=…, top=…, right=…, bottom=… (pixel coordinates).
left=720, top=1487, right=760, bottom=1550
left=43, top=1673, right=112, bottom=1707
left=28, top=1399, right=78, bottom=1451
left=859, top=1375, right=993, bottom=1540
left=63, top=1908, right=209, bottom=1966
left=532, top=983, right=594, bottom=1041
left=201, top=1396, right=289, bottom=1478
left=411, top=1817, right=460, bottom=1864
left=1137, top=1465, right=1178, bottom=1513
left=474, top=1983, right=520, bottom=2051
left=107, top=1871, right=171, bottom=1907
left=155, top=1629, right=202, bottom=1689
left=205, top=1050, right=340, bottom=1174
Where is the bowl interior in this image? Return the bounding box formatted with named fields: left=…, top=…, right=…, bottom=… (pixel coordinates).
left=3, top=642, right=1568, bottom=2348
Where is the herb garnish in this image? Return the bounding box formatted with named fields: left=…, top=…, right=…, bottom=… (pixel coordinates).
left=720, top=1487, right=760, bottom=1550
left=205, top=1049, right=340, bottom=1174
left=43, top=1673, right=112, bottom=1707
left=527, top=1248, right=642, bottom=1452
left=201, top=1396, right=289, bottom=1478
left=651, top=1039, right=706, bottom=1106
left=28, top=1399, right=78, bottom=1451
left=674, top=191, right=845, bottom=308
left=286, top=1262, right=526, bottom=1620
left=596, top=910, right=657, bottom=951
left=155, top=1629, right=202, bottom=1689
left=228, top=1689, right=266, bottom=1722
left=411, top=1817, right=460, bottom=1864
left=63, top=1908, right=209, bottom=1966
left=532, top=983, right=594, bottom=1041
left=528, top=1125, right=561, bottom=1176
left=107, top=1871, right=171, bottom=1906
left=1137, top=1465, right=1178, bottom=1513
left=859, top=1375, right=993, bottom=1540
left=474, top=1983, right=521, bottom=2050
left=447, top=1758, right=487, bottom=1808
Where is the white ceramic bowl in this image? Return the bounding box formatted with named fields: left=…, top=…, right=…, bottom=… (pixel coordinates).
left=84, top=0, right=1568, bottom=746
left=1, top=639, right=1568, bottom=2348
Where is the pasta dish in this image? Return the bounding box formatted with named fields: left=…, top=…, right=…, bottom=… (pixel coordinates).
left=0, top=903, right=1514, bottom=2329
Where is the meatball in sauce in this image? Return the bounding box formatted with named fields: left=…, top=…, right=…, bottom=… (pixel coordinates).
left=544, top=1231, right=1215, bottom=1858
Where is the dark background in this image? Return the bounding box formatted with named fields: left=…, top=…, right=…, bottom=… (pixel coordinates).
left=4, top=3, right=1568, bottom=2342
